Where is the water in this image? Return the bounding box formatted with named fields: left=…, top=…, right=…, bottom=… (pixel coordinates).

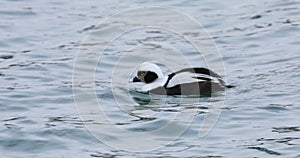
left=1, top=0, right=300, bottom=157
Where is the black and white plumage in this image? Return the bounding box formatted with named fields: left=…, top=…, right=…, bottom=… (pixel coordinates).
left=131, top=62, right=231, bottom=95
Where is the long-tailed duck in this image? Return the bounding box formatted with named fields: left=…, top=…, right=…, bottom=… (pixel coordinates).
left=131, top=62, right=232, bottom=95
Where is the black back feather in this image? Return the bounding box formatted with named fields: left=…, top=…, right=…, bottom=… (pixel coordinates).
left=164, top=68, right=225, bottom=87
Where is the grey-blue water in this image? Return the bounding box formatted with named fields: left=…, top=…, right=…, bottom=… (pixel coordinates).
left=1, top=0, right=300, bottom=157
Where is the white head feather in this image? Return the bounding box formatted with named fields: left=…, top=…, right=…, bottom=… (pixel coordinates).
left=137, top=62, right=164, bottom=78
left=136, top=62, right=168, bottom=92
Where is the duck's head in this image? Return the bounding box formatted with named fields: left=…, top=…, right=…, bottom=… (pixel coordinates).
left=132, top=62, right=164, bottom=84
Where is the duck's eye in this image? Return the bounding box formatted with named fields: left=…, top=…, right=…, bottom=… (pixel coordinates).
left=138, top=71, right=147, bottom=76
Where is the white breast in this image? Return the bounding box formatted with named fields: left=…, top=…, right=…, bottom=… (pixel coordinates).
left=166, top=72, right=220, bottom=88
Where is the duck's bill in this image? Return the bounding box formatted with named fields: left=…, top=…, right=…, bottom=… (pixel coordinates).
left=131, top=76, right=141, bottom=82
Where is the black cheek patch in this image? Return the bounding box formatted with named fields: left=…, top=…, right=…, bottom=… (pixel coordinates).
left=144, top=71, right=158, bottom=83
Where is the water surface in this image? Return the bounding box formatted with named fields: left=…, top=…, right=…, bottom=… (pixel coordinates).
left=0, top=0, right=300, bottom=157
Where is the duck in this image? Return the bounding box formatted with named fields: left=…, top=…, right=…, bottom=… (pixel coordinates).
left=131, top=62, right=232, bottom=95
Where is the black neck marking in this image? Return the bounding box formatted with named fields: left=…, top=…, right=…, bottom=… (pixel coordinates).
left=164, top=73, right=175, bottom=87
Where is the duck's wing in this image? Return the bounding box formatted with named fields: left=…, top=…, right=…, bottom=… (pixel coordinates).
left=165, top=68, right=226, bottom=88
left=176, top=68, right=223, bottom=80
